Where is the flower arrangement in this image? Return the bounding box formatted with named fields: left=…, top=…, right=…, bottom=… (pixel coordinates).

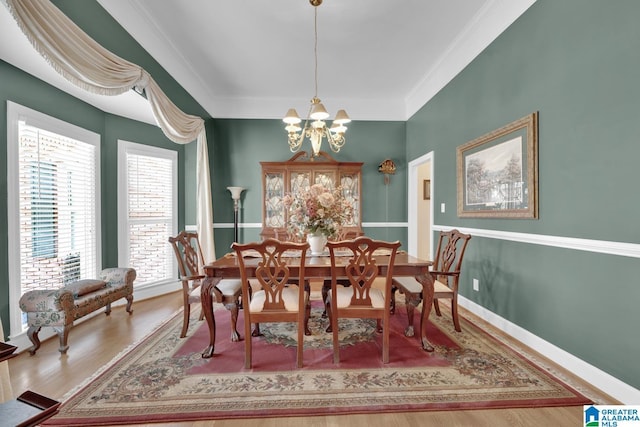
left=283, top=183, right=353, bottom=239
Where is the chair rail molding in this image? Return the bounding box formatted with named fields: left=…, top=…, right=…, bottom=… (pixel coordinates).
left=433, top=225, right=640, bottom=259
left=214, top=222, right=408, bottom=229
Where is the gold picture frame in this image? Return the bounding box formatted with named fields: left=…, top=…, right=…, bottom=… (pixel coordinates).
left=457, top=112, right=538, bottom=219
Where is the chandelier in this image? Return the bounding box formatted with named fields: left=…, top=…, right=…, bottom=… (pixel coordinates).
left=283, top=0, right=351, bottom=157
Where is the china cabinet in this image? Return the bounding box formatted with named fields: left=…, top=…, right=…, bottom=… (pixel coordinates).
left=260, top=151, right=363, bottom=239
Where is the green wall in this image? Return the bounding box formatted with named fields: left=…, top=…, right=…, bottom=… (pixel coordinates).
left=407, top=0, right=640, bottom=389
left=208, top=119, right=407, bottom=256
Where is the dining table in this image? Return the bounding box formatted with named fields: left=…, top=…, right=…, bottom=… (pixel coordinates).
left=200, top=251, right=434, bottom=358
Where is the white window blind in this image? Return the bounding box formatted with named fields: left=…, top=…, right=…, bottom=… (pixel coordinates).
left=7, top=101, right=101, bottom=336
left=17, top=123, right=98, bottom=292
left=118, top=141, right=177, bottom=287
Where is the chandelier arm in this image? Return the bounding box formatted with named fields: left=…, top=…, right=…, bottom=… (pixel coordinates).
left=323, top=127, right=342, bottom=153
left=288, top=132, right=303, bottom=152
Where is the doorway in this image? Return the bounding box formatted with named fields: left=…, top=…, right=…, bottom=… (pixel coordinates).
left=407, top=152, right=433, bottom=258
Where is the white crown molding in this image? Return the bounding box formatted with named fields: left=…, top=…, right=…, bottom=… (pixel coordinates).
left=210, top=96, right=408, bottom=121
left=405, top=0, right=537, bottom=119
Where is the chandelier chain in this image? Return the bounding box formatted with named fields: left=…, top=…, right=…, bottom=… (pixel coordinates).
left=314, top=7, right=319, bottom=98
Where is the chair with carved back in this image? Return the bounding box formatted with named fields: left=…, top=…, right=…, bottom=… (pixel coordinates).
left=391, top=229, right=471, bottom=333
left=169, top=231, right=242, bottom=339
left=320, top=228, right=365, bottom=317
left=270, top=231, right=312, bottom=336
left=325, top=237, right=401, bottom=364
left=232, top=238, right=310, bottom=368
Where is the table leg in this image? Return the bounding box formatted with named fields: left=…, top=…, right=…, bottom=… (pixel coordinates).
left=201, top=276, right=220, bottom=358
left=415, top=272, right=435, bottom=352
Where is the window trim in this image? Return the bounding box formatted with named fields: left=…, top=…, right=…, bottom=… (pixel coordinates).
left=117, top=140, right=178, bottom=287
left=6, top=101, right=102, bottom=339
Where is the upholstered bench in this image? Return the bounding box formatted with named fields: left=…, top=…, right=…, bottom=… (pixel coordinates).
left=19, top=268, right=136, bottom=355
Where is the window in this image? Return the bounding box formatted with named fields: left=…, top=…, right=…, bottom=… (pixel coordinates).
left=118, top=140, right=177, bottom=287
left=7, top=102, right=101, bottom=335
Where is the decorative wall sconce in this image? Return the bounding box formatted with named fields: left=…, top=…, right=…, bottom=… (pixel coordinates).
left=227, top=186, right=245, bottom=243
left=378, top=159, right=396, bottom=185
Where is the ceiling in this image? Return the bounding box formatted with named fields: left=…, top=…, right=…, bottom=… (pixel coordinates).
left=1, top=0, right=535, bottom=126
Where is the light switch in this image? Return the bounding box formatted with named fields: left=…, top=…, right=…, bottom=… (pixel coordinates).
left=440, top=203, right=446, bottom=213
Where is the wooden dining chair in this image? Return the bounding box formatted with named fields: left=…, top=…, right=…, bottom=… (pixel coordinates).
left=391, top=229, right=471, bottom=333
left=232, top=238, right=310, bottom=369
left=325, top=236, right=401, bottom=364
left=168, top=231, right=242, bottom=340
left=320, top=229, right=365, bottom=317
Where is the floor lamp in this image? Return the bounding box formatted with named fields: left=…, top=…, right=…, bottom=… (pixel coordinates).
left=227, top=186, right=245, bottom=243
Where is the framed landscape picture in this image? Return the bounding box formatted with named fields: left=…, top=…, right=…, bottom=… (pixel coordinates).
left=457, top=112, right=538, bottom=218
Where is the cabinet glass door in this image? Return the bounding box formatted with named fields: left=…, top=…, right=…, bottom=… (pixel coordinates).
left=265, top=172, right=284, bottom=228
left=290, top=171, right=311, bottom=195
left=341, top=173, right=360, bottom=227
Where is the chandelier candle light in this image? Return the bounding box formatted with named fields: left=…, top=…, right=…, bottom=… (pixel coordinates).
left=283, top=0, right=351, bottom=157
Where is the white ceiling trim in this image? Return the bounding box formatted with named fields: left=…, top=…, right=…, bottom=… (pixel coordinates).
left=405, top=0, right=537, bottom=119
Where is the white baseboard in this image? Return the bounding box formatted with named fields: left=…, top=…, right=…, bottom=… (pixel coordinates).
left=458, top=295, right=640, bottom=404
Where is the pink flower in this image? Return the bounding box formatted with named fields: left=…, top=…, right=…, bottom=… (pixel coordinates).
left=285, top=183, right=354, bottom=238
left=317, top=192, right=334, bottom=208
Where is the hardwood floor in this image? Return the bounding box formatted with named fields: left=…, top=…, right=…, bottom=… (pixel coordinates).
left=7, top=290, right=612, bottom=427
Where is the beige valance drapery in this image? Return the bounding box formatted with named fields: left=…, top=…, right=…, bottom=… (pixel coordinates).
left=6, top=0, right=216, bottom=260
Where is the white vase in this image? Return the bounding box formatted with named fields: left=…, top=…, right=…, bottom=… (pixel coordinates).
left=307, top=233, right=327, bottom=256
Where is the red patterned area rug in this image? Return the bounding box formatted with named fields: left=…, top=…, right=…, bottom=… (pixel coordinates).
left=45, top=299, right=591, bottom=426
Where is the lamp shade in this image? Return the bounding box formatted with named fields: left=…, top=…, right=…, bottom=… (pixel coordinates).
left=310, top=102, right=330, bottom=120
left=227, top=186, right=245, bottom=200
left=333, top=109, right=351, bottom=124
left=283, top=109, right=302, bottom=124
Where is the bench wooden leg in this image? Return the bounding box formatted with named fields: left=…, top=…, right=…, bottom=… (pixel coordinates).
left=26, top=326, right=42, bottom=356
left=52, top=325, right=70, bottom=354
left=126, top=294, right=134, bottom=314
left=105, top=302, right=112, bottom=316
